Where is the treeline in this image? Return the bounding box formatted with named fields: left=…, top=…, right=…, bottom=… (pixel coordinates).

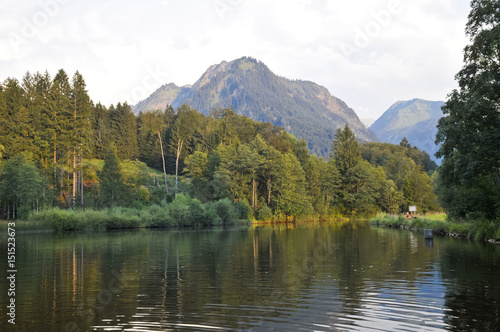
left=0, top=69, right=440, bottom=221
left=435, top=0, right=500, bottom=222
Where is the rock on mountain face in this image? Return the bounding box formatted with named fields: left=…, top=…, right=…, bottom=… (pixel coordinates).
left=133, top=57, right=378, bottom=157
left=369, top=98, right=444, bottom=162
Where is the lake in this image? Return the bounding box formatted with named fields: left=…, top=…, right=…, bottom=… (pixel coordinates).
left=1, top=221, right=500, bottom=331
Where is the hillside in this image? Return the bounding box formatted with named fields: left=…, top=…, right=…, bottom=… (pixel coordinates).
left=133, top=57, right=378, bottom=157
left=133, top=83, right=186, bottom=114
left=369, top=98, right=444, bottom=161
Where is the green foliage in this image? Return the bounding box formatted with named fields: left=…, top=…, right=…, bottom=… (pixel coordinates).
left=110, top=102, right=138, bottom=160
left=215, top=198, right=237, bottom=225
left=369, top=99, right=444, bottom=164
left=0, top=154, right=45, bottom=219
left=1, top=69, right=449, bottom=223
left=436, top=0, right=500, bottom=221
left=256, top=204, right=273, bottom=221
left=168, top=193, right=193, bottom=226
left=331, top=124, right=361, bottom=175
left=234, top=199, right=251, bottom=220
left=99, top=148, right=128, bottom=207
left=159, top=56, right=378, bottom=158
left=361, top=142, right=437, bottom=173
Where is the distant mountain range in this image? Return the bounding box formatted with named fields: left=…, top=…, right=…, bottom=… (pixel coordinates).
left=369, top=98, right=444, bottom=162
left=361, top=118, right=376, bottom=128
left=133, top=57, right=378, bottom=157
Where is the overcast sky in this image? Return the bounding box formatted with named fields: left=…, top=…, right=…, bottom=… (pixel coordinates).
left=1, top=0, right=471, bottom=119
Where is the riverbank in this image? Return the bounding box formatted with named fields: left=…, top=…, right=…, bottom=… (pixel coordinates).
left=370, top=213, right=500, bottom=243
left=24, top=194, right=251, bottom=231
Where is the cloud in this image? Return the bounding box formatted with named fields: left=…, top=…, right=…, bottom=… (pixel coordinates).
left=0, top=0, right=470, bottom=119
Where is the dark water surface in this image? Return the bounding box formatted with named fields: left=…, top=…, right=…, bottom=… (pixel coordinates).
left=1, top=221, right=500, bottom=331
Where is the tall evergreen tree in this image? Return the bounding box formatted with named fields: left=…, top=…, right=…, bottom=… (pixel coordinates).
left=100, top=147, right=127, bottom=207
left=90, top=103, right=110, bottom=159
left=110, top=102, right=138, bottom=160
left=0, top=154, right=44, bottom=219
left=69, top=71, right=92, bottom=207
left=0, top=78, right=31, bottom=159
left=331, top=124, right=361, bottom=175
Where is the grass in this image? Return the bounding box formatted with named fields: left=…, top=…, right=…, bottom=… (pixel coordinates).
left=28, top=195, right=251, bottom=232
left=370, top=213, right=500, bottom=242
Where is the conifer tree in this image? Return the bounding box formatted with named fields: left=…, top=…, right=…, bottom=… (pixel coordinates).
left=331, top=124, right=361, bottom=175
left=110, top=102, right=138, bottom=160
left=100, top=147, right=127, bottom=207
left=91, top=103, right=111, bottom=159
left=70, top=71, right=92, bottom=207
left=0, top=78, right=31, bottom=159
left=0, top=154, right=43, bottom=219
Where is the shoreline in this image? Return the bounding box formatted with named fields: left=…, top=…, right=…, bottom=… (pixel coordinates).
left=3, top=213, right=500, bottom=245
left=370, top=214, right=500, bottom=245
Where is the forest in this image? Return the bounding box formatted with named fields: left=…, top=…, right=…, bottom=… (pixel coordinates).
left=0, top=68, right=440, bottom=225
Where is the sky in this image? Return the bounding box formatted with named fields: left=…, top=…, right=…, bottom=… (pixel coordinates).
left=1, top=0, right=471, bottom=120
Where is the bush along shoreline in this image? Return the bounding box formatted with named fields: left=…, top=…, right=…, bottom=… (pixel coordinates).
left=370, top=213, right=500, bottom=244
left=29, top=194, right=252, bottom=232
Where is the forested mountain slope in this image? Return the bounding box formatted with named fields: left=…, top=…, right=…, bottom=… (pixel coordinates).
left=134, top=57, right=378, bottom=157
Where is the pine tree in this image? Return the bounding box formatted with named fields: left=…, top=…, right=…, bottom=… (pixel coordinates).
left=100, top=147, right=127, bottom=207
left=331, top=124, right=361, bottom=175
left=70, top=71, right=92, bottom=207
left=0, top=78, right=31, bottom=159
left=0, top=154, right=43, bottom=219
left=90, top=103, right=110, bottom=159
left=110, top=102, right=138, bottom=160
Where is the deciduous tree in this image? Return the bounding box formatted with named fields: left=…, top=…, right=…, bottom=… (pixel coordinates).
left=436, top=0, right=500, bottom=220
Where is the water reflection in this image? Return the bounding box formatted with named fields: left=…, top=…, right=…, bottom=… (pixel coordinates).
left=1, top=222, right=499, bottom=331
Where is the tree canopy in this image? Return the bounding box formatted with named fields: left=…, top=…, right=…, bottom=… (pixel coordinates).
left=0, top=69, right=442, bottom=219
left=436, top=0, right=500, bottom=220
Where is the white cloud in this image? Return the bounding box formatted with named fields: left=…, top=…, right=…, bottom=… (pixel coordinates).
left=0, top=0, right=471, bottom=119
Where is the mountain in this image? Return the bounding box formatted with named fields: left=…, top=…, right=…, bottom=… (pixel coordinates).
left=133, top=57, right=378, bottom=157
left=133, top=83, right=187, bottom=113
left=369, top=98, right=444, bottom=161
left=361, top=118, right=376, bottom=128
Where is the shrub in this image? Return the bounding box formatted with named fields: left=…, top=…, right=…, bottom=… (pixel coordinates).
left=204, top=202, right=222, bottom=226
left=38, top=208, right=82, bottom=231
left=234, top=199, right=251, bottom=220
left=256, top=204, right=273, bottom=221
left=189, top=198, right=207, bottom=227
left=215, top=198, right=237, bottom=225
left=168, top=194, right=192, bottom=226
left=146, top=204, right=172, bottom=227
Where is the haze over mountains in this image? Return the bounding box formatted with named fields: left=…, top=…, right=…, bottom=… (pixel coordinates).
left=369, top=99, right=444, bottom=162
left=133, top=57, right=377, bottom=157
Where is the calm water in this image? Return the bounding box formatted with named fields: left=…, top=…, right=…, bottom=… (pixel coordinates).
left=1, top=221, right=500, bottom=331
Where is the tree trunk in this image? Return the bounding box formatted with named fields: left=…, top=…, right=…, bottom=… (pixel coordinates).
left=267, top=178, right=272, bottom=205
left=73, top=148, right=76, bottom=208
left=53, top=133, right=57, bottom=195
left=252, top=176, right=256, bottom=208
left=175, top=139, right=183, bottom=197
left=158, top=131, right=168, bottom=193
left=81, top=155, right=84, bottom=207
